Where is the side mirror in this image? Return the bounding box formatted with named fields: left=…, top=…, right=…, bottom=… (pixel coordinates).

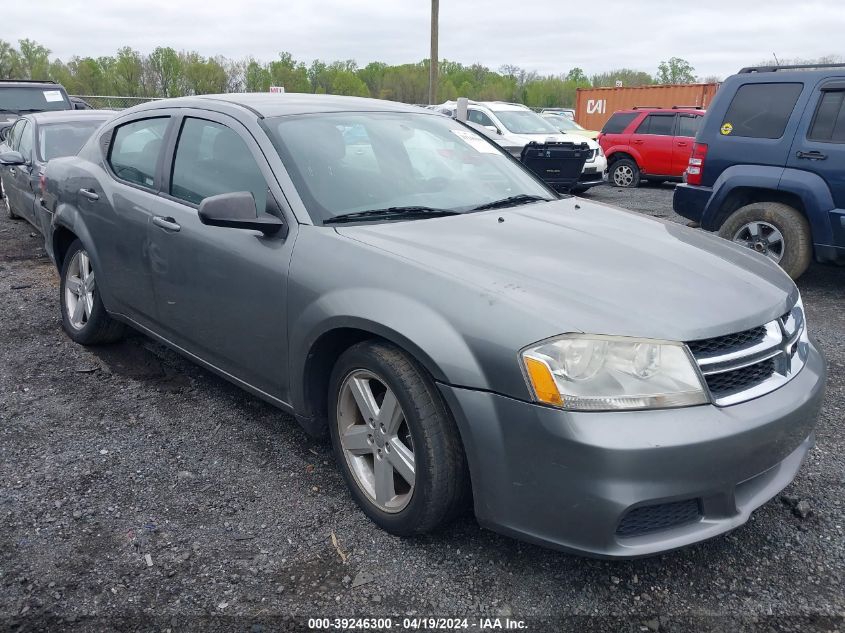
left=0, top=125, right=12, bottom=142
left=198, top=191, right=287, bottom=236
left=0, top=150, right=25, bottom=166
left=483, top=125, right=501, bottom=135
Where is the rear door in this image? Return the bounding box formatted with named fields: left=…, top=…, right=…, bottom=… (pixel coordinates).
left=1, top=120, right=25, bottom=212
left=88, top=114, right=173, bottom=325
left=13, top=120, right=39, bottom=226
left=672, top=114, right=703, bottom=175
left=787, top=79, right=845, bottom=243
left=629, top=113, right=676, bottom=175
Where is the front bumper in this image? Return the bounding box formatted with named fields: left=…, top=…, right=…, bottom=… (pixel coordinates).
left=439, top=341, right=825, bottom=558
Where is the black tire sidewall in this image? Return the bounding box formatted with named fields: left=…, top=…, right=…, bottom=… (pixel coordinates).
left=59, top=240, right=111, bottom=344
left=718, top=203, right=812, bottom=279
left=610, top=159, right=640, bottom=188
left=328, top=344, right=442, bottom=535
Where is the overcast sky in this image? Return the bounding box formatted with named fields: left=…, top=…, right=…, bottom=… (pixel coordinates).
left=6, top=0, right=844, bottom=79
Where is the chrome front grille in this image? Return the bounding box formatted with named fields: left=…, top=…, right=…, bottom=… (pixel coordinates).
left=687, top=302, right=807, bottom=406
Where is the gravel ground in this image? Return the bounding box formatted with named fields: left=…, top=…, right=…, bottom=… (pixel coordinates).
left=1, top=187, right=843, bottom=632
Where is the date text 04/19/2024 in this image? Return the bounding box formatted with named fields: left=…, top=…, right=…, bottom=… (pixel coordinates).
left=307, top=617, right=528, bottom=630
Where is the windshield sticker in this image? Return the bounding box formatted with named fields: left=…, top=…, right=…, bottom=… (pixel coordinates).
left=43, top=90, right=65, bottom=103
left=720, top=122, right=733, bottom=135
left=450, top=129, right=499, bottom=153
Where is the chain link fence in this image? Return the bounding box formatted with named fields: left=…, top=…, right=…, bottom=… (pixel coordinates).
left=71, top=95, right=164, bottom=110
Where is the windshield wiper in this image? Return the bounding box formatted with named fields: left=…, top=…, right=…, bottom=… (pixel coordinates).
left=324, top=206, right=460, bottom=224
left=469, top=194, right=551, bottom=212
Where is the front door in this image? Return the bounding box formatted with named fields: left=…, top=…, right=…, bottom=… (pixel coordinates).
left=630, top=113, right=676, bottom=176
left=147, top=113, right=294, bottom=399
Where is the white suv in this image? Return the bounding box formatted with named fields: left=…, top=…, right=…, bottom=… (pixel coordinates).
left=436, top=100, right=607, bottom=192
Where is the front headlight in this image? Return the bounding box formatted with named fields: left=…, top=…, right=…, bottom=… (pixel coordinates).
left=521, top=334, right=709, bottom=411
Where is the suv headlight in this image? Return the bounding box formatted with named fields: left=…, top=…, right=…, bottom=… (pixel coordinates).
left=521, top=334, right=708, bottom=411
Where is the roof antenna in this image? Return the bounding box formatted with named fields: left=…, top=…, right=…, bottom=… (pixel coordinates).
left=773, top=52, right=781, bottom=65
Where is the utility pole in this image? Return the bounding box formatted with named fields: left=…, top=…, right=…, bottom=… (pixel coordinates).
left=429, top=0, right=439, bottom=105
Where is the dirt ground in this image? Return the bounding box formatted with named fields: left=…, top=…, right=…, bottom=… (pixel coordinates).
left=1, top=186, right=844, bottom=632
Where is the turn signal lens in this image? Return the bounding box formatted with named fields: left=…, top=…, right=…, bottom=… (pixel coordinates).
left=524, top=357, right=563, bottom=406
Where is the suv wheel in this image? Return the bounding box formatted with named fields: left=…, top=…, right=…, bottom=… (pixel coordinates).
left=610, top=158, right=640, bottom=188
left=718, top=202, right=812, bottom=279
left=59, top=239, right=126, bottom=344
left=328, top=340, right=468, bottom=536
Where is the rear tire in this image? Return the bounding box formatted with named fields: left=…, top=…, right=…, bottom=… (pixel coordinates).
left=59, top=239, right=126, bottom=345
left=718, top=202, right=812, bottom=279
left=609, top=158, right=640, bottom=188
left=328, top=340, right=469, bottom=536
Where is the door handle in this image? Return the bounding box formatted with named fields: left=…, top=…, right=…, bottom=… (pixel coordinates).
left=79, top=188, right=99, bottom=201
left=677, top=141, right=688, bottom=147
left=796, top=150, right=827, bottom=160
left=152, top=216, right=181, bottom=232
left=9, top=168, right=15, bottom=176
left=632, top=140, right=644, bottom=144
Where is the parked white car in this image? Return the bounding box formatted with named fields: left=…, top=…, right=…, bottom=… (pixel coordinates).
left=436, top=101, right=606, bottom=192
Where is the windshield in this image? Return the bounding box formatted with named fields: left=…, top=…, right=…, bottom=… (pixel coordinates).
left=543, top=116, right=585, bottom=132
left=494, top=110, right=561, bottom=135
left=0, top=86, right=71, bottom=114
left=38, top=119, right=107, bottom=161
left=267, top=112, right=554, bottom=224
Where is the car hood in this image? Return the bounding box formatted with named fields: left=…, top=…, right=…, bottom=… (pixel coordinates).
left=335, top=197, right=796, bottom=343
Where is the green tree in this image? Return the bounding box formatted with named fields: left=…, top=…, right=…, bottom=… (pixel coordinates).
left=182, top=53, right=228, bottom=95
left=591, top=68, right=655, bottom=87
left=111, top=47, right=145, bottom=96
left=656, top=57, right=696, bottom=84
left=18, top=39, right=51, bottom=80
left=148, top=47, right=183, bottom=97
left=245, top=59, right=271, bottom=92
left=566, top=67, right=589, bottom=85
left=268, top=52, right=310, bottom=93
left=0, top=40, right=22, bottom=79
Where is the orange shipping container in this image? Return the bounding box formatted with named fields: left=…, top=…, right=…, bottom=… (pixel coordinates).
left=575, top=83, right=719, bottom=130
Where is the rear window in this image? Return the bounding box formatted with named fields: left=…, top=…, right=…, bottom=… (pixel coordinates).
left=635, top=114, right=675, bottom=136
left=808, top=89, right=845, bottom=143
left=0, top=86, right=71, bottom=113
left=38, top=120, right=105, bottom=161
left=601, top=112, right=638, bottom=134
left=721, top=83, right=803, bottom=139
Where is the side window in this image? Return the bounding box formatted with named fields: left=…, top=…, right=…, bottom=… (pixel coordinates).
left=468, top=110, right=495, bottom=127
left=17, top=121, right=33, bottom=160
left=721, top=83, right=803, bottom=139
left=601, top=112, right=638, bottom=134
left=677, top=115, right=702, bottom=138
left=636, top=114, right=675, bottom=136
left=7, top=120, right=23, bottom=150
left=108, top=117, right=169, bottom=188
left=170, top=118, right=267, bottom=213
left=808, top=89, right=845, bottom=143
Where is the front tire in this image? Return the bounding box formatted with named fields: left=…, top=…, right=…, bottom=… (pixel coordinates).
left=328, top=341, right=468, bottom=536
left=718, top=202, right=812, bottom=279
left=59, top=239, right=125, bottom=345
left=609, top=158, right=640, bottom=188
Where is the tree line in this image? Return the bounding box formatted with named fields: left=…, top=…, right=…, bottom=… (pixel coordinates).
left=2, top=38, right=710, bottom=107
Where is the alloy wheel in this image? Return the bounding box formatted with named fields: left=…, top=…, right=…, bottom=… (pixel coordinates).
left=613, top=165, right=635, bottom=187
left=65, top=250, right=96, bottom=330
left=732, top=221, right=785, bottom=263
left=336, top=370, right=415, bottom=513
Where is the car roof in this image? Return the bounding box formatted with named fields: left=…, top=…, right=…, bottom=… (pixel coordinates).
left=615, top=107, right=706, bottom=115
left=733, top=67, right=845, bottom=82
left=27, top=110, right=113, bottom=124
left=438, top=100, right=532, bottom=113
left=126, top=93, right=432, bottom=119
left=0, top=80, right=63, bottom=89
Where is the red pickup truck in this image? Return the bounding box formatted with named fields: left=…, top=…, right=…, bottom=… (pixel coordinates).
left=598, top=107, right=705, bottom=188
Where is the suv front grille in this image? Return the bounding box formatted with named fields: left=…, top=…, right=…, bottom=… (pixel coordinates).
left=687, top=305, right=807, bottom=406
left=616, top=499, right=701, bottom=537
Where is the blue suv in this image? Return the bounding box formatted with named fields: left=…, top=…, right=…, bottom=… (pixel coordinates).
left=674, top=64, right=845, bottom=279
